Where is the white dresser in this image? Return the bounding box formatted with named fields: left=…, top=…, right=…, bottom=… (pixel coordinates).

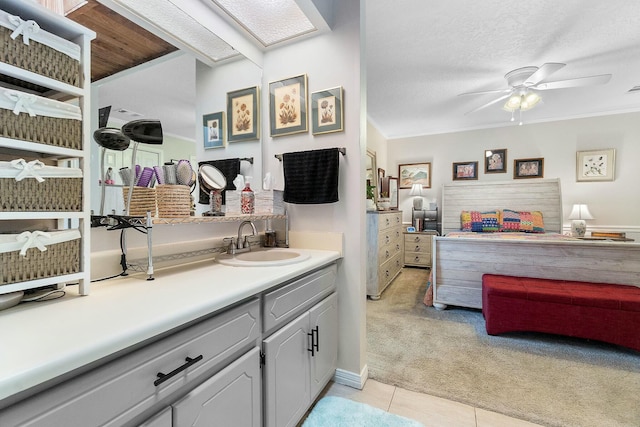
left=366, top=211, right=403, bottom=299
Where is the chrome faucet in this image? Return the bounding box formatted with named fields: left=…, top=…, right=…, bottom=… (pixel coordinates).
left=225, top=220, right=257, bottom=255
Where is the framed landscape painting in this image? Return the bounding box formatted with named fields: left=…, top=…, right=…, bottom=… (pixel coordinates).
left=399, top=162, right=431, bottom=189
left=227, top=86, right=259, bottom=142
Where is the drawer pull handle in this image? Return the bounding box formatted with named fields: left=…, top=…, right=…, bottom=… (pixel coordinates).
left=415, top=246, right=421, bottom=251
left=414, top=237, right=420, bottom=242
left=385, top=249, right=390, bottom=258
left=154, top=355, right=203, bottom=386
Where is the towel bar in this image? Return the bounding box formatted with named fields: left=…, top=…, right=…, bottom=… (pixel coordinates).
left=275, top=147, right=346, bottom=161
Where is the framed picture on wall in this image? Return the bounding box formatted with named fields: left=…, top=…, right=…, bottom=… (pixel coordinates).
left=452, top=161, right=478, bottom=180
left=485, top=148, right=507, bottom=173
left=576, top=149, right=616, bottom=182
left=226, top=86, right=260, bottom=142
left=203, top=112, right=224, bottom=149
left=514, top=158, right=544, bottom=179
left=311, top=86, right=344, bottom=135
left=398, top=162, right=431, bottom=189
left=269, top=74, right=308, bottom=137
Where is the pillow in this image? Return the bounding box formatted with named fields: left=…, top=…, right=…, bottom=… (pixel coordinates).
left=500, top=209, right=521, bottom=232
left=461, top=210, right=482, bottom=232
left=461, top=210, right=499, bottom=232
left=513, top=210, right=545, bottom=233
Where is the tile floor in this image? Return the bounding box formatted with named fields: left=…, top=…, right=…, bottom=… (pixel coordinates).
left=315, top=379, right=543, bottom=427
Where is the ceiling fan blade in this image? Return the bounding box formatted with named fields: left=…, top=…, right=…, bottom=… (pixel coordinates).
left=524, top=63, right=566, bottom=86
left=465, top=93, right=512, bottom=115
left=534, top=74, right=612, bottom=90
left=458, top=88, right=511, bottom=97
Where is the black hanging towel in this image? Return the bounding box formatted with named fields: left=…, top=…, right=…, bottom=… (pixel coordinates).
left=283, top=148, right=340, bottom=204
left=197, top=158, right=240, bottom=204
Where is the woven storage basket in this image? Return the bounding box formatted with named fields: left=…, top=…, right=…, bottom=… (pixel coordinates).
left=156, top=184, right=191, bottom=218
left=1, top=236, right=80, bottom=286
left=0, top=108, right=82, bottom=150
left=0, top=25, right=80, bottom=87
left=0, top=177, right=82, bottom=212
left=123, top=186, right=157, bottom=217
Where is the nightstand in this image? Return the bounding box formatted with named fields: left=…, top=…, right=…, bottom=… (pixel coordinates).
left=404, top=230, right=438, bottom=268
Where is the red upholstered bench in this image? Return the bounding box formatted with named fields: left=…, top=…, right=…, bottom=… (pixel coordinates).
left=482, top=274, right=640, bottom=352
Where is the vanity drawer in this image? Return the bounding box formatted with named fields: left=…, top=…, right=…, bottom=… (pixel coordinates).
left=262, top=264, right=337, bottom=335
left=0, top=299, right=260, bottom=427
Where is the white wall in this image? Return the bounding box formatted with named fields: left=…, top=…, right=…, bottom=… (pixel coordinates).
left=260, top=0, right=366, bottom=383
left=386, top=112, right=640, bottom=239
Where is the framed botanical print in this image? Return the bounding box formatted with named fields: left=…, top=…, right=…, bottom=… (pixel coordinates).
left=576, top=149, right=616, bottom=182
left=269, top=74, right=308, bottom=137
left=203, top=112, right=224, bottom=149
left=226, top=86, right=259, bottom=142
left=485, top=149, right=507, bottom=173
left=453, top=161, right=478, bottom=180
left=311, top=86, right=344, bottom=135
left=514, top=158, right=544, bottom=179
left=398, top=162, right=431, bottom=189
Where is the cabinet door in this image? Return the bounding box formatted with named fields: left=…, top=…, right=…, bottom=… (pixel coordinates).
left=172, top=347, right=261, bottom=427
left=308, top=293, right=338, bottom=400
left=263, top=312, right=310, bottom=427
left=138, top=407, right=171, bottom=427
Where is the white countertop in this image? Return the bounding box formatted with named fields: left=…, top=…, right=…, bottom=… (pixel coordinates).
left=0, top=249, right=341, bottom=403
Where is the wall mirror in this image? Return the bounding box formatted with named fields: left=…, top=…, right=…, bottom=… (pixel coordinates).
left=90, top=17, right=263, bottom=216
left=366, top=149, right=377, bottom=204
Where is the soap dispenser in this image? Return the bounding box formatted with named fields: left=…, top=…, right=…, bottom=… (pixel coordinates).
left=241, top=178, right=255, bottom=214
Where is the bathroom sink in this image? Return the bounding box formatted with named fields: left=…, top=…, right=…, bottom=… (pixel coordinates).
left=216, top=249, right=310, bottom=267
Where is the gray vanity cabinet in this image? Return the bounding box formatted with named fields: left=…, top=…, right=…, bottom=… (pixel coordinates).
left=263, top=292, right=337, bottom=427
left=138, top=408, right=172, bottom=427
left=172, top=347, right=262, bottom=427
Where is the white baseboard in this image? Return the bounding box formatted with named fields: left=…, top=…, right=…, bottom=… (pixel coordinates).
left=333, top=364, right=368, bottom=390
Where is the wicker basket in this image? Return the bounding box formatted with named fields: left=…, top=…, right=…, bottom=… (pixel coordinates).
left=0, top=177, right=82, bottom=212
left=0, top=107, right=82, bottom=151
left=123, top=186, right=157, bottom=217
left=0, top=23, right=80, bottom=87
left=1, top=232, right=80, bottom=286
left=156, top=184, right=191, bottom=218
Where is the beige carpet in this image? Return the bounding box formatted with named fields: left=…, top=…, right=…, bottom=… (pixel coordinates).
left=366, top=268, right=640, bottom=427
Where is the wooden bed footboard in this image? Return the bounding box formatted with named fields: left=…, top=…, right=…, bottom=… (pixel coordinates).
left=432, top=237, right=640, bottom=310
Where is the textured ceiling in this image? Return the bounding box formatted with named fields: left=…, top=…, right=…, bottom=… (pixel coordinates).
left=366, top=0, right=640, bottom=139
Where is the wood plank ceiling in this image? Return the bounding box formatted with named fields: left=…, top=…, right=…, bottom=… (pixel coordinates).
left=67, top=0, right=178, bottom=82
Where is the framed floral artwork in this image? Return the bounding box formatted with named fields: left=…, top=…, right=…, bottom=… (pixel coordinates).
left=269, top=74, right=308, bottom=137
left=203, top=112, right=224, bottom=149
left=453, top=161, right=478, bottom=180
left=484, top=148, right=507, bottom=173
left=398, top=162, right=431, bottom=189
left=514, top=158, right=544, bottom=179
left=311, top=86, right=344, bottom=135
left=576, top=149, right=616, bottom=182
left=226, top=86, right=259, bottom=142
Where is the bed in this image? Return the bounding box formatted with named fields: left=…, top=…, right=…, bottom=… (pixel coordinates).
left=432, top=179, right=640, bottom=310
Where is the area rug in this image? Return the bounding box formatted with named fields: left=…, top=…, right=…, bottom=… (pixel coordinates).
left=367, top=268, right=640, bottom=427
left=302, top=396, right=424, bottom=427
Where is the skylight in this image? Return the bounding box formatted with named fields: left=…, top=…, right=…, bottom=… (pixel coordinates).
left=210, top=0, right=317, bottom=47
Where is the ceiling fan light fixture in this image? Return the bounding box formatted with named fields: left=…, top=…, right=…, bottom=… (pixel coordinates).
left=503, top=91, right=541, bottom=112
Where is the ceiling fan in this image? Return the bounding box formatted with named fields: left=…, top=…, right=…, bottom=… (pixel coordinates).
left=459, top=63, right=612, bottom=117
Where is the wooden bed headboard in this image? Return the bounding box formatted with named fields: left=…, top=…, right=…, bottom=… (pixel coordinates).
left=441, top=178, right=563, bottom=235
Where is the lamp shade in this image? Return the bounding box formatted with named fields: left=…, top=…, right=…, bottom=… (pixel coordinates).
left=409, top=184, right=423, bottom=196
left=568, top=204, right=594, bottom=220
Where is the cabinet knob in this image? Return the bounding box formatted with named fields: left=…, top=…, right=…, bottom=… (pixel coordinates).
left=414, top=256, right=420, bottom=262
left=415, top=246, right=421, bottom=251
left=414, top=236, right=420, bottom=242
left=385, top=249, right=390, bottom=258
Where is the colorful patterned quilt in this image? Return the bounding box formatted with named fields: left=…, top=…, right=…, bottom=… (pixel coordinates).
left=445, top=232, right=579, bottom=241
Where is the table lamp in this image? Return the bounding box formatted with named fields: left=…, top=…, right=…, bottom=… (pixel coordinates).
left=409, top=184, right=424, bottom=210
left=568, top=204, right=594, bottom=237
